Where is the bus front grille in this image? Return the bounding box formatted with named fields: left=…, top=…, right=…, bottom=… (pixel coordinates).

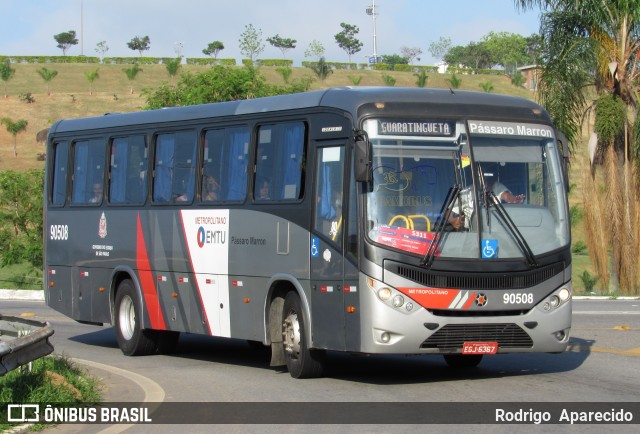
left=387, top=261, right=565, bottom=290
left=420, top=323, right=533, bottom=349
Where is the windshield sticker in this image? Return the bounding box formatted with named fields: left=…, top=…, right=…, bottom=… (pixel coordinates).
left=373, top=225, right=439, bottom=256
left=468, top=121, right=553, bottom=138
left=482, top=239, right=498, bottom=259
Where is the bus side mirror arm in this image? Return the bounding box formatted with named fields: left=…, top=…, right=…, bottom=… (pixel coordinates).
left=555, top=129, right=570, bottom=192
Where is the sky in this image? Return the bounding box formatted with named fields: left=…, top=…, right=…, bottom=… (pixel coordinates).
left=1, top=0, right=543, bottom=66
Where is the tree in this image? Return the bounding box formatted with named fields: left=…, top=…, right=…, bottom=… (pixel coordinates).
left=127, top=36, right=151, bottom=56
left=1, top=118, right=28, bottom=157
left=84, top=68, right=99, bottom=95
left=515, top=0, right=640, bottom=294
left=309, top=57, right=332, bottom=81
left=334, top=23, right=363, bottom=62
left=123, top=64, right=143, bottom=94
left=165, top=58, right=181, bottom=80
left=304, top=40, right=325, bottom=60
left=381, top=54, right=408, bottom=69
left=37, top=67, right=58, bottom=96
left=267, top=34, right=297, bottom=59
left=445, top=42, right=493, bottom=69
left=142, top=65, right=312, bottom=109
left=54, top=30, right=78, bottom=55
left=0, top=59, right=15, bottom=98
left=428, top=36, right=452, bottom=62
left=95, top=41, right=109, bottom=60
left=203, top=41, right=224, bottom=59
left=0, top=169, right=44, bottom=268
left=238, top=24, right=264, bottom=65
left=401, top=46, right=423, bottom=65
left=481, top=31, right=529, bottom=73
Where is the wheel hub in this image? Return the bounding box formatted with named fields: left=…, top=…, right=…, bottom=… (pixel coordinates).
left=282, top=313, right=301, bottom=356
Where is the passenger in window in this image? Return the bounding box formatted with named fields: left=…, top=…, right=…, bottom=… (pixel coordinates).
left=203, top=175, right=220, bottom=201
left=89, top=183, right=103, bottom=203
left=257, top=177, right=270, bottom=200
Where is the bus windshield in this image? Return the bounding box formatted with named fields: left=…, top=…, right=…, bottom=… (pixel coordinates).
left=364, top=119, right=570, bottom=261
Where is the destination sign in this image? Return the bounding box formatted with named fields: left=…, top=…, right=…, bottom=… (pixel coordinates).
left=377, top=120, right=456, bottom=137
left=468, top=120, right=554, bottom=138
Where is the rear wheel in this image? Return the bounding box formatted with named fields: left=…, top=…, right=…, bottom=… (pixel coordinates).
left=114, top=279, right=157, bottom=356
left=282, top=291, right=325, bottom=378
left=443, top=354, right=483, bottom=368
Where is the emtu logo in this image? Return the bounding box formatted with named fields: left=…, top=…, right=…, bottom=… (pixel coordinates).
left=196, top=226, right=226, bottom=248
left=197, top=226, right=206, bottom=248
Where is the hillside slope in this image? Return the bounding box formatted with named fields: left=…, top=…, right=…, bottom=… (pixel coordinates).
left=0, top=63, right=532, bottom=171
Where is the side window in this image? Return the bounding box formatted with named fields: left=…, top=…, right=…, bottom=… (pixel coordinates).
left=255, top=122, right=305, bottom=201
left=51, top=141, right=69, bottom=206
left=153, top=131, right=197, bottom=203
left=202, top=127, right=249, bottom=202
left=71, top=139, right=106, bottom=205
left=314, top=146, right=345, bottom=243
left=109, top=135, right=148, bottom=205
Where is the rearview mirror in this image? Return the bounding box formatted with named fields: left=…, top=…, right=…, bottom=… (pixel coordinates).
left=354, top=139, right=372, bottom=183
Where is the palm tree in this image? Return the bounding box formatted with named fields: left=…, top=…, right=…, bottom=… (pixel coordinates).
left=123, top=64, right=143, bottom=94
left=1, top=118, right=28, bottom=157
left=84, top=68, right=99, bottom=95
left=514, top=0, right=640, bottom=294
left=37, top=67, right=58, bottom=96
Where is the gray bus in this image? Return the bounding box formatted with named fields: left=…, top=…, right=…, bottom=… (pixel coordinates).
left=44, top=87, right=572, bottom=378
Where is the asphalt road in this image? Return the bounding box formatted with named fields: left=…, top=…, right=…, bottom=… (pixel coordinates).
left=2, top=298, right=639, bottom=433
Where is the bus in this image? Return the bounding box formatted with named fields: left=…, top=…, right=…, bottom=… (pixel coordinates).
left=44, top=87, right=572, bottom=378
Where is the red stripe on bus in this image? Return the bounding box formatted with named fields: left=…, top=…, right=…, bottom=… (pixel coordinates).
left=463, top=291, right=476, bottom=310
left=136, top=213, right=166, bottom=330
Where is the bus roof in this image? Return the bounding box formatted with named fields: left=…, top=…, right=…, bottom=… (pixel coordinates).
left=49, top=87, right=551, bottom=135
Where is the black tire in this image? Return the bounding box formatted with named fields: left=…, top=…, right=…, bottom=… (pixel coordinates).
left=114, top=279, right=157, bottom=356
left=443, top=354, right=483, bottom=369
left=282, top=291, right=325, bottom=378
left=155, top=330, right=180, bottom=354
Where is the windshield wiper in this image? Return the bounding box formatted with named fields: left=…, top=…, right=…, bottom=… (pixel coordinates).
left=484, top=191, right=538, bottom=267
left=421, top=185, right=460, bottom=268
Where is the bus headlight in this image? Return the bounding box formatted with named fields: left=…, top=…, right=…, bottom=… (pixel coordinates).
left=558, top=287, right=570, bottom=302
left=377, top=287, right=392, bottom=301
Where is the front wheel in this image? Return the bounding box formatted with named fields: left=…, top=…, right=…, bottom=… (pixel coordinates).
left=282, top=292, right=325, bottom=378
left=443, top=354, right=483, bottom=369
left=114, top=279, right=157, bottom=356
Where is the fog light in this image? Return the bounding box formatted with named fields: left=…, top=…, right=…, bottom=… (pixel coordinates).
left=406, top=302, right=414, bottom=312
left=554, top=330, right=566, bottom=341
left=543, top=302, right=551, bottom=311
left=549, top=295, right=560, bottom=308
left=378, top=287, right=392, bottom=301
left=381, top=332, right=391, bottom=343
left=392, top=295, right=404, bottom=308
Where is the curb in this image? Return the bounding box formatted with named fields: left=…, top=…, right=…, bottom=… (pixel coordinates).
left=0, top=289, right=45, bottom=301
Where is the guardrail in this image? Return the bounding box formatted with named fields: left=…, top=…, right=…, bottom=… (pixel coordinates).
left=0, top=314, right=54, bottom=375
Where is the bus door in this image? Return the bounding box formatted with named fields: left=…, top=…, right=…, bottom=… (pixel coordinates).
left=311, top=144, right=359, bottom=350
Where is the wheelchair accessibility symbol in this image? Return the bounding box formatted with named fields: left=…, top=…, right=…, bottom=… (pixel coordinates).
left=482, top=239, right=498, bottom=259
left=311, top=237, right=320, bottom=258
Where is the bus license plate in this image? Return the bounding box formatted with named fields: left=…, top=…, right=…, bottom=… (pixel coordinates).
left=462, top=342, right=498, bottom=354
